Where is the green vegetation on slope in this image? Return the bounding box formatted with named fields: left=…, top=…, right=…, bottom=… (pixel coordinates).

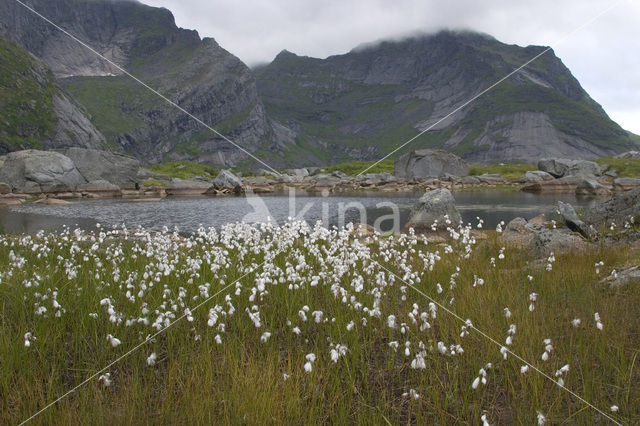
left=0, top=37, right=58, bottom=149
left=61, top=76, right=161, bottom=144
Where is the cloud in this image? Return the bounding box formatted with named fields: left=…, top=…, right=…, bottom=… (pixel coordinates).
left=146, top=0, right=640, bottom=134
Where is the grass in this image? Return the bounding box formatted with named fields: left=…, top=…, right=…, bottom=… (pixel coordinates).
left=470, top=162, right=537, bottom=180
left=595, top=157, right=640, bottom=178
left=146, top=161, right=219, bottom=180
left=0, top=222, right=638, bottom=424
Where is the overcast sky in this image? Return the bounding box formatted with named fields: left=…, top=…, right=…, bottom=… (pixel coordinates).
left=145, top=0, right=640, bottom=135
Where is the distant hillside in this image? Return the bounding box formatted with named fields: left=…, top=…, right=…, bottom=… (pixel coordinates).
left=0, top=36, right=104, bottom=153
left=0, top=0, right=276, bottom=166
left=255, top=31, right=639, bottom=165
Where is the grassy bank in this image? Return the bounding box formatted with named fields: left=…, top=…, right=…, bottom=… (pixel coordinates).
left=145, top=161, right=219, bottom=181
left=595, top=156, right=640, bottom=178
left=1, top=222, right=638, bottom=424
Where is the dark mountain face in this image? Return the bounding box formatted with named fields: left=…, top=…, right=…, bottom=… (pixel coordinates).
left=255, top=31, right=639, bottom=165
left=1, top=0, right=637, bottom=168
left=0, top=0, right=275, bottom=167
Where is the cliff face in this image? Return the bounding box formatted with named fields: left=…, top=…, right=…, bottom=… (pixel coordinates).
left=0, top=36, right=105, bottom=153
left=0, top=0, right=275, bottom=167
left=256, top=31, right=639, bottom=164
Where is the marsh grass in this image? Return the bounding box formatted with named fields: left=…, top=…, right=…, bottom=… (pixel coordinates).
left=0, top=223, right=638, bottom=424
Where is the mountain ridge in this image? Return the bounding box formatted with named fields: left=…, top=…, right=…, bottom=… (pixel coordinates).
left=255, top=29, right=639, bottom=165
left=0, top=1, right=637, bottom=168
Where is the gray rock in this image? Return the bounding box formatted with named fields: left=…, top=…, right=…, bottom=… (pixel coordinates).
left=0, top=182, right=10, bottom=194
left=166, top=178, right=212, bottom=196
left=598, top=266, right=640, bottom=288
left=583, top=187, right=640, bottom=226
left=76, top=180, right=122, bottom=197
left=331, top=171, right=348, bottom=178
left=613, top=178, right=640, bottom=191
left=498, top=217, right=535, bottom=248
left=314, top=174, right=341, bottom=187
left=525, top=170, right=555, bottom=182
left=0, top=150, right=86, bottom=193
left=461, top=176, right=480, bottom=184
left=406, top=188, right=462, bottom=231
left=394, top=149, right=469, bottom=179
left=557, top=201, right=598, bottom=241
left=286, top=168, right=309, bottom=178
left=538, top=158, right=600, bottom=178
left=529, top=228, right=592, bottom=257
left=61, top=148, right=140, bottom=189
left=212, top=170, right=243, bottom=190
left=575, top=179, right=611, bottom=196
left=360, top=172, right=396, bottom=186
left=614, top=151, right=640, bottom=160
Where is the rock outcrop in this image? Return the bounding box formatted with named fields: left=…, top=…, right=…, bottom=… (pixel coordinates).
left=499, top=216, right=592, bottom=257
left=0, top=36, right=105, bottom=154
left=0, top=0, right=276, bottom=168
left=557, top=201, right=598, bottom=240
left=405, top=188, right=462, bottom=231
left=394, top=149, right=469, bottom=179
left=61, top=148, right=139, bottom=189
left=0, top=150, right=85, bottom=193
left=583, top=187, right=640, bottom=226
left=537, top=158, right=601, bottom=178
left=256, top=30, right=639, bottom=165
left=212, top=170, right=243, bottom=192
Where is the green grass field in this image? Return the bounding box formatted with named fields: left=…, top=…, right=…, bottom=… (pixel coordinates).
left=1, top=222, right=638, bottom=424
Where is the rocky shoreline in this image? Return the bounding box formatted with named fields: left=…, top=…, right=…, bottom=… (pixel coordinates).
left=1, top=149, right=640, bottom=208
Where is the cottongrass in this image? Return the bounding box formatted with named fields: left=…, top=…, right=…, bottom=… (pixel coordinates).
left=0, top=219, right=638, bottom=424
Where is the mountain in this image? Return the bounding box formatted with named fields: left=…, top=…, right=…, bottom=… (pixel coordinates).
left=255, top=31, right=639, bottom=164
left=0, top=0, right=276, bottom=166
left=0, top=35, right=105, bottom=153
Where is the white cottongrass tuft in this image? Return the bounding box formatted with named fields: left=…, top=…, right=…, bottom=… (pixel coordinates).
left=260, top=331, right=271, bottom=343
left=106, top=334, right=121, bottom=347
left=98, top=373, right=112, bottom=387
left=537, top=411, right=546, bottom=425
left=146, top=352, right=157, bottom=366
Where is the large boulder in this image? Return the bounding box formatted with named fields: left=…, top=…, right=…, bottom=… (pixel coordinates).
left=394, top=149, right=469, bottom=179
left=61, top=148, right=140, bottom=189
left=583, top=187, right=640, bottom=226
left=405, top=188, right=462, bottom=231
left=165, top=178, right=212, bottom=196
left=498, top=217, right=536, bottom=248
left=557, top=201, right=598, bottom=241
left=575, top=179, right=611, bottom=196
left=0, top=150, right=86, bottom=193
left=212, top=170, right=243, bottom=192
left=538, top=158, right=600, bottom=178
left=613, top=178, right=640, bottom=191
left=524, top=170, right=555, bottom=183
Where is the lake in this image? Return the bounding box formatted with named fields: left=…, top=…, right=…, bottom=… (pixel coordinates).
left=0, top=190, right=599, bottom=234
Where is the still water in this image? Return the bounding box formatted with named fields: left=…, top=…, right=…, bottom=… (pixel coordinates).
left=0, top=190, right=598, bottom=234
